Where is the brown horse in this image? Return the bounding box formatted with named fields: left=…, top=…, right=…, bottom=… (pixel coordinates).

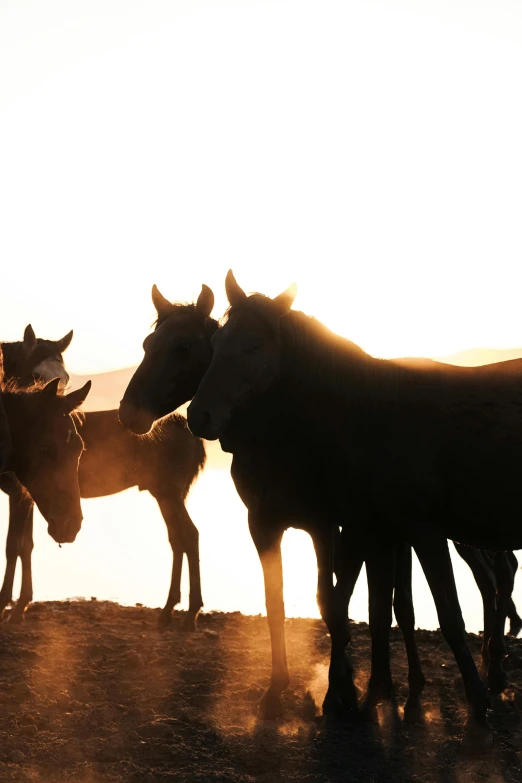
left=0, top=329, right=205, bottom=629
left=1, top=376, right=91, bottom=542
left=120, top=281, right=521, bottom=723
left=188, top=271, right=522, bottom=743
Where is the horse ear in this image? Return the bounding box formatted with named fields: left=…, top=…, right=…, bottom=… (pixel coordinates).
left=196, top=284, right=214, bottom=320
left=225, top=270, right=247, bottom=307
left=23, top=324, right=36, bottom=353
left=61, top=380, right=92, bottom=414
left=273, top=283, right=297, bottom=313
left=41, top=377, right=61, bottom=400
left=152, top=285, right=174, bottom=319
left=55, top=329, right=73, bottom=354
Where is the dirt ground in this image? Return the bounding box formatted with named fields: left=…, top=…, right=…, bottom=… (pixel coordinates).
left=0, top=601, right=521, bottom=782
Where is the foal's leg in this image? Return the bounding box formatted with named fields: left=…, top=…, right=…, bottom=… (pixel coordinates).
left=0, top=489, right=32, bottom=617
left=154, top=494, right=203, bottom=631
left=9, top=504, right=34, bottom=623
left=312, top=526, right=362, bottom=717
left=393, top=541, right=426, bottom=716
left=487, top=551, right=515, bottom=694
left=454, top=543, right=497, bottom=677
left=506, top=552, right=522, bottom=637
left=409, top=528, right=490, bottom=747
left=249, top=514, right=288, bottom=720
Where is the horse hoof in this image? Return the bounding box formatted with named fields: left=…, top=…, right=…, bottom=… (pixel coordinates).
left=403, top=699, right=424, bottom=724
left=488, top=672, right=509, bottom=695
left=260, top=690, right=283, bottom=721
left=8, top=611, right=24, bottom=625
left=322, top=690, right=358, bottom=721
left=181, top=616, right=197, bottom=633
left=360, top=699, right=379, bottom=724
left=157, top=610, right=172, bottom=627
left=459, top=717, right=493, bottom=756
left=508, top=620, right=522, bottom=638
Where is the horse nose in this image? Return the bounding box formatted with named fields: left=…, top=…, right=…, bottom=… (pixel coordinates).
left=187, top=404, right=214, bottom=439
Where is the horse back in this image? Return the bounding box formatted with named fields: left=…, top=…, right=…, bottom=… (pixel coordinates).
left=78, top=410, right=205, bottom=499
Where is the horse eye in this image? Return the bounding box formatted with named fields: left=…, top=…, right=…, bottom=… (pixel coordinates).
left=177, top=344, right=191, bottom=351
left=39, top=446, right=50, bottom=455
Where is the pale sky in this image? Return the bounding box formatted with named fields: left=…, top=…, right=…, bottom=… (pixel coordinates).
left=1, top=0, right=521, bottom=374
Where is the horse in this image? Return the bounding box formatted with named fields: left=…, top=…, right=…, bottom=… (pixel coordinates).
left=0, top=328, right=205, bottom=630
left=187, top=270, right=522, bottom=745
left=1, top=375, right=91, bottom=543
left=120, top=284, right=428, bottom=720
left=120, top=281, right=521, bottom=719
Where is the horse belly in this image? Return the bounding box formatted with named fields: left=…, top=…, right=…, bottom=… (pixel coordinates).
left=78, top=455, right=136, bottom=499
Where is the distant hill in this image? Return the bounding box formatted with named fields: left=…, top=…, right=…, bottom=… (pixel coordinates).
left=437, top=347, right=522, bottom=367
left=70, top=367, right=135, bottom=412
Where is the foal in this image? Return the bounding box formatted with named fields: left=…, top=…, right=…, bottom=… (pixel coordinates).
left=0, top=328, right=205, bottom=629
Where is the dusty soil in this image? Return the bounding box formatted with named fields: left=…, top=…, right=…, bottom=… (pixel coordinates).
left=0, top=601, right=521, bottom=782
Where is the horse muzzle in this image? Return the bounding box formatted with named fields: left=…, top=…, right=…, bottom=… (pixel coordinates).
left=118, top=400, right=156, bottom=435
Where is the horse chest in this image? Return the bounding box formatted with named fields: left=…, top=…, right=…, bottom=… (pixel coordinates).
left=231, top=449, right=336, bottom=524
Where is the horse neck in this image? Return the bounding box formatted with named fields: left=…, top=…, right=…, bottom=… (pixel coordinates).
left=280, top=313, right=369, bottom=404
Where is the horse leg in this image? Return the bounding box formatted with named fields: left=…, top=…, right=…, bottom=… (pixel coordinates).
left=454, top=543, right=496, bottom=678
left=9, top=504, right=34, bottom=623
left=506, top=552, right=522, bottom=638
left=393, top=541, right=426, bottom=718
left=362, top=541, right=397, bottom=719
left=249, top=514, right=288, bottom=720
left=178, top=504, right=202, bottom=631
left=154, top=494, right=202, bottom=630
left=0, top=490, right=31, bottom=617
left=311, top=526, right=362, bottom=718
left=410, top=528, right=490, bottom=749
left=487, top=551, right=515, bottom=694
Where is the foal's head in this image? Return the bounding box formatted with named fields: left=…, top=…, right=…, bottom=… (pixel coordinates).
left=2, top=325, right=73, bottom=389
left=2, top=379, right=91, bottom=544
left=187, top=270, right=296, bottom=440
left=119, top=284, right=217, bottom=434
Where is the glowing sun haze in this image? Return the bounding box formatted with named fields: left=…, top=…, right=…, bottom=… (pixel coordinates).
left=1, top=0, right=521, bottom=374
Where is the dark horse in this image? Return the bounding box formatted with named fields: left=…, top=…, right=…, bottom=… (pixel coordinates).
left=187, top=271, right=522, bottom=744
left=0, top=373, right=91, bottom=541
left=121, top=281, right=522, bottom=710
left=0, top=328, right=205, bottom=629
left=120, top=286, right=516, bottom=748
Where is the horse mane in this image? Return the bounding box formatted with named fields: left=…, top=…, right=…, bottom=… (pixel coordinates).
left=154, top=302, right=219, bottom=338
left=276, top=306, right=522, bottom=418
left=225, top=294, right=375, bottom=392
left=0, top=379, right=85, bottom=425
left=137, top=411, right=207, bottom=474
